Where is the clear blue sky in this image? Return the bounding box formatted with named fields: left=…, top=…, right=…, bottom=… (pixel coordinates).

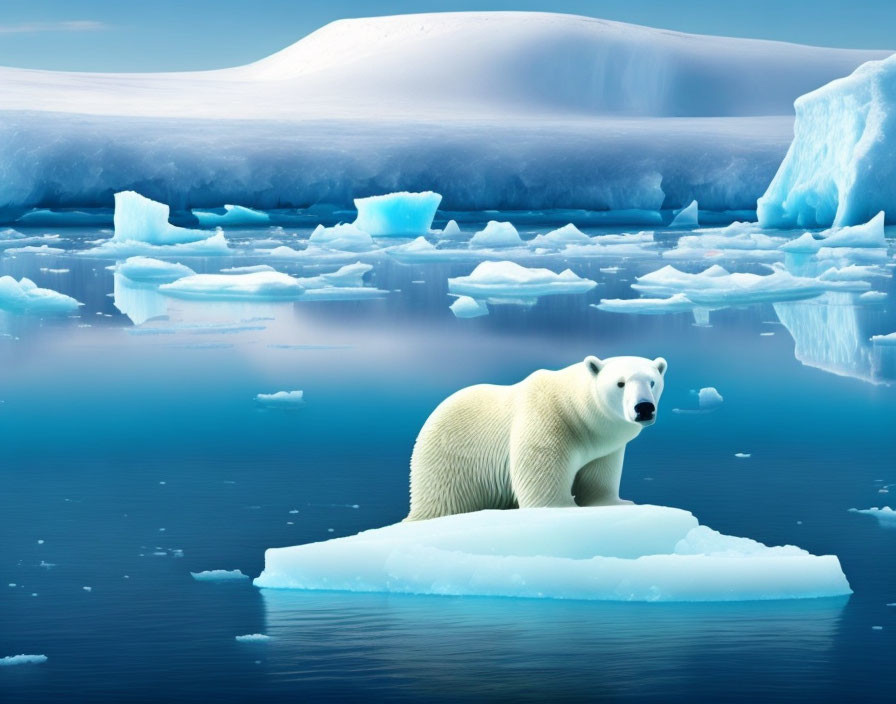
left=1, top=0, right=893, bottom=71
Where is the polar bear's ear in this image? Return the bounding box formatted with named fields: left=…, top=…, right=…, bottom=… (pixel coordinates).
left=653, top=357, right=668, bottom=376
left=585, top=356, right=604, bottom=376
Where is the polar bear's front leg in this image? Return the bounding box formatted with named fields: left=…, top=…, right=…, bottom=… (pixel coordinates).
left=572, top=448, right=632, bottom=506
left=508, top=423, right=578, bottom=509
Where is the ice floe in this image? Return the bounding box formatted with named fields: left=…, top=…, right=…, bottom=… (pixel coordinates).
left=529, top=224, right=591, bottom=248
left=193, top=204, right=271, bottom=227
left=115, top=257, right=195, bottom=284
left=160, top=271, right=305, bottom=301
left=450, top=296, right=489, bottom=319
left=448, top=261, right=596, bottom=302
left=469, top=221, right=523, bottom=248
left=0, top=654, right=47, bottom=667
left=308, top=223, right=374, bottom=252
left=848, top=506, right=896, bottom=528
left=235, top=634, right=271, bottom=642
left=255, top=391, right=304, bottom=407
left=0, top=276, right=81, bottom=315
left=191, top=569, right=250, bottom=582
left=253, top=505, right=852, bottom=601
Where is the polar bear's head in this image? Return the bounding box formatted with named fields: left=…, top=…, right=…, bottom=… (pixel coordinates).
left=585, top=355, right=667, bottom=426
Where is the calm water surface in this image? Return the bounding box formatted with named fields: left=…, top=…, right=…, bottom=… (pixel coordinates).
left=1, top=217, right=894, bottom=702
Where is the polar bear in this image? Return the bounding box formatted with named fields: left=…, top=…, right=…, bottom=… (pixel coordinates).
left=406, top=355, right=666, bottom=521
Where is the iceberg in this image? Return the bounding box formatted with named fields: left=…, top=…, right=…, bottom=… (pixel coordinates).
left=529, top=224, right=591, bottom=249
left=160, top=271, right=305, bottom=301
left=448, top=261, right=597, bottom=302
left=193, top=205, right=271, bottom=227
left=115, top=257, right=195, bottom=284
left=352, top=191, right=442, bottom=236
left=253, top=505, right=851, bottom=601
left=848, top=506, right=896, bottom=528
left=0, top=654, right=47, bottom=667
left=669, top=200, right=699, bottom=228
left=699, top=387, right=724, bottom=409
left=308, top=223, right=374, bottom=252
left=871, top=332, right=896, bottom=345
left=450, top=296, right=489, bottom=319
left=468, top=221, right=523, bottom=248
left=780, top=213, right=887, bottom=255
left=113, top=191, right=207, bottom=245
left=758, top=55, right=896, bottom=228
left=433, top=219, right=463, bottom=240
left=191, top=569, right=250, bottom=582
left=0, top=276, right=81, bottom=315
left=255, top=390, right=304, bottom=407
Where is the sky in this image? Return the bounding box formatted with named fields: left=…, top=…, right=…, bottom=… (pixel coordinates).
left=1, top=0, right=893, bottom=72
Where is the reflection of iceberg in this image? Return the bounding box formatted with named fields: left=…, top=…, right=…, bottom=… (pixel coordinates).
left=775, top=292, right=896, bottom=384
left=255, top=505, right=851, bottom=602
left=113, top=273, right=169, bottom=324
left=259, top=589, right=845, bottom=700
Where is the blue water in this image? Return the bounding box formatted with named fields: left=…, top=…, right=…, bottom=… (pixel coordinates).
left=1, top=218, right=895, bottom=702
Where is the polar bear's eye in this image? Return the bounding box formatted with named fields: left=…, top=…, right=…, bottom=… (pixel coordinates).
left=650, top=381, right=655, bottom=388
left=617, top=380, right=625, bottom=388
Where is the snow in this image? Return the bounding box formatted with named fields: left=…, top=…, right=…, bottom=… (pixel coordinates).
left=113, top=191, right=207, bottom=245
left=115, top=257, right=195, bottom=284
left=160, top=271, right=305, bottom=301
left=0, top=276, right=81, bottom=315
left=308, top=223, right=374, bottom=252
left=848, top=506, right=896, bottom=527
left=669, top=200, right=699, bottom=228
left=758, top=54, right=896, bottom=228
left=450, top=296, right=489, bottom=319
left=235, top=634, right=271, bottom=642
left=2, top=12, right=885, bottom=217
left=352, top=191, right=442, bottom=236
left=255, top=391, right=304, bottom=407
left=253, top=505, right=852, bottom=601
left=0, top=654, right=47, bottom=667
left=193, top=205, right=270, bottom=227
left=448, top=261, right=597, bottom=302
left=191, top=569, right=250, bottom=581
left=469, top=221, right=523, bottom=248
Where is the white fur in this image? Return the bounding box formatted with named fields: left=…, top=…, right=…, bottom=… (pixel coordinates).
left=406, top=355, right=667, bottom=521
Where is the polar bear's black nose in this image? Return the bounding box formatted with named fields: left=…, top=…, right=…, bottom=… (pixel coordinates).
left=634, top=401, right=655, bottom=422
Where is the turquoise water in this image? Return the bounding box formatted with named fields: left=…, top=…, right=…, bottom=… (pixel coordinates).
left=1, top=218, right=895, bottom=702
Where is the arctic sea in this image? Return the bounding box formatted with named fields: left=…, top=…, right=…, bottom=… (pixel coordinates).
left=1, top=216, right=894, bottom=703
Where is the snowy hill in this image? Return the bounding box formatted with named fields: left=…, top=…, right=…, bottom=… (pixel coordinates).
left=0, top=12, right=889, bottom=215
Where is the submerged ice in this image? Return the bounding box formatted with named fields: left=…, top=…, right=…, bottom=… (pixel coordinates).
left=254, top=505, right=851, bottom=601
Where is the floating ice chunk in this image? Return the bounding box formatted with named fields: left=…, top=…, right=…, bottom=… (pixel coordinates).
left=859, top=291, right=888, bottom=303
left=595, top=293, right=695, bottom=315
left=235, top=633, right=271, bottom=642
left=5, top=244, right=65, bottom=255
left=296, top=262, right=372, bottom=289
left=450, top=296, right=489, bottom=318
left=848, top=506, right=896, bottom=528
left=253, top=505, right=851, bottom=601
left=84, top=230, right=231, bottom=257
left=352, top=191, right=442, bottom=237
left=0, top=654, right=47, bottom=667
left=221, top=264, right=276, bottom=273
left=818, top=264, right=890, bottom=282
left=669, top=200, right=699, bottom=227
left=160, top=271, right=305, bottom=301
left=871, top=332, right=896, bottom=345
left=116, top=257, right=195, bottom=284
left=469, top=221, right=523, bottom=248
left=113, top=191, right=207, bottom=245
left=255, top=390, right=304, bottom=407
left=0, top=276, right=81, bottom=315
left=434, top=219, right=463, bottom=240
left=308, top=223, right=374, bottom=252
left=193, top=205, right=270, bottom=227
left=449, top=261, right=596, bottom=302
left=735, top=453, right=752, bottom=458
left=529, top=223, right=591, bottom=248
left=699, top=387, right=724, bottom=409
left=632, top=264, right=870, bottom=306
left=191, top=569, right=250, bottom=581
left=758, top=52, right=896, bottom=228
left=266, top=246, right=304, bottom=258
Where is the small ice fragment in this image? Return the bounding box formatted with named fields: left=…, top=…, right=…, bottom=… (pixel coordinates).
left=669, top=200, right=699, bottom=228
left=698, top=387, right=724, bottom=410
left=735, top=453, right=751, bottom=458
left=760, top=332, right=775, bottom=336
left=255, top=390, right=304, bottom=407
left=450, top=296, right=489, bottom=319
left=469, top=221, right=523, bottom=248
left=235, top=633, right=271, bottom=642
left=37, top=539, right=44, bottom=544
left=83, top=586, right=92, bottom=592
left=191, top=569, right=250, bottom=582
left=0, top=654, right=47, bottom=667
left=872, top=626, right=883, bottom=631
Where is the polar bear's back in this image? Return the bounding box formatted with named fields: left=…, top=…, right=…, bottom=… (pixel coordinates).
left=407, top=382, right=518, bottom=520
